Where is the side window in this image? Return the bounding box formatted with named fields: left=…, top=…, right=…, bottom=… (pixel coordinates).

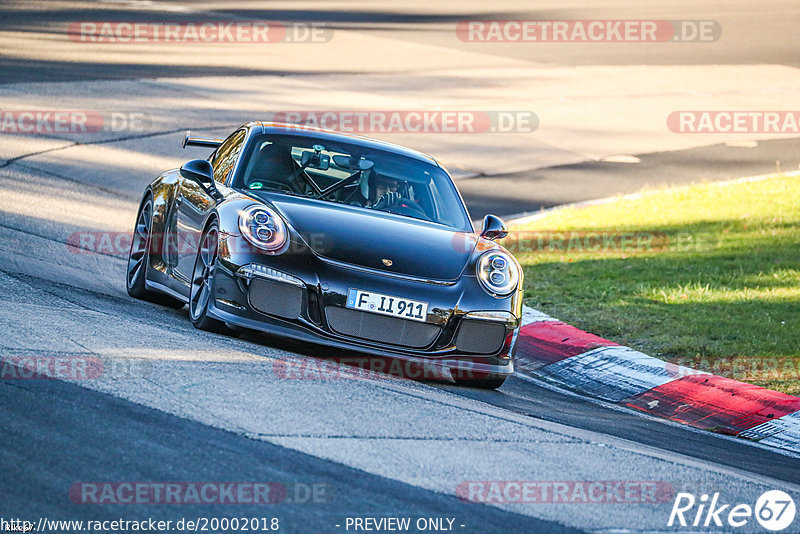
left=210, top=129, right=246, bottom=184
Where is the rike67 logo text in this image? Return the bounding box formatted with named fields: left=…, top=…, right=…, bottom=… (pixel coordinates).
left=669, top=490, right=796, bottom=531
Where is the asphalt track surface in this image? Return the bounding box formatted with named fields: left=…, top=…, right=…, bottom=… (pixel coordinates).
left=3, top=1, right=800, bottom=220
left=2, top=1, right=800, bottom=533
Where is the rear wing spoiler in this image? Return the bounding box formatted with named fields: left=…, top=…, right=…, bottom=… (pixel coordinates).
left=182, top=130, right=223, bottom=149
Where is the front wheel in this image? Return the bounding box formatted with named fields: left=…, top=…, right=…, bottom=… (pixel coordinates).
left=189, top=221, right=239, bottom=335
left=126, top=197, right=185, bottom=309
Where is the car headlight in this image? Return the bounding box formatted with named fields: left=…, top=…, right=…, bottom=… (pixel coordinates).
left=477, top=251, right=519, bottom=297
left=238, top=205, right=288, bottom=252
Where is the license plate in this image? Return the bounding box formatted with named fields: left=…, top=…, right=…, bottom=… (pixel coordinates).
left=346, top=289, right=428, bottom=322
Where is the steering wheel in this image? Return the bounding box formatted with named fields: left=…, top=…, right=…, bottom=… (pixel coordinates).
left=383, top=200, right=432, bottom=221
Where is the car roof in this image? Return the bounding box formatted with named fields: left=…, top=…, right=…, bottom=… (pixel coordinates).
left=249, top=121, right=441, bottom=167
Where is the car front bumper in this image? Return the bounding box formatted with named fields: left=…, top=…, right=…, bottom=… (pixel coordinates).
left=209, top=237, right=521, bottom=380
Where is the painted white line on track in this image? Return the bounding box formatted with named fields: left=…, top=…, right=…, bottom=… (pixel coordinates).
left=741, top=411, right=800, bottom=451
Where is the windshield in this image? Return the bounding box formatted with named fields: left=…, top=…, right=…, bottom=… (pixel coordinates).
left=232, top=133, right=472, bottom=230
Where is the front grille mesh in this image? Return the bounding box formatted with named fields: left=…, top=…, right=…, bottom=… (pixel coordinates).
left=325, top=306, right=440, bottom=348
left=248, top=278, right=303, bottom=319
left=455, top=320, right=507, bottom=354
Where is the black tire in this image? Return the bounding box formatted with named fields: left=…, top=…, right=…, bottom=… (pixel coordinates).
left=126, top=197, right=185, bottom=309
left=453, top=374, right=508, bottom=390
left=189, top=220, right=239, bottom=335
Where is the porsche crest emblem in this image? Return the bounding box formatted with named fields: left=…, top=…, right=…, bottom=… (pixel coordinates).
left=382, top=258, right=393, bottom=267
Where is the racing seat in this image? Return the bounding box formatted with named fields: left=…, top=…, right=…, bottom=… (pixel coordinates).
left=244, top=143, right=300, bottom=191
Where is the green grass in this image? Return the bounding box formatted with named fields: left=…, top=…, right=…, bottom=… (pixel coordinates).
left=508, top=174, right=800, bottom=395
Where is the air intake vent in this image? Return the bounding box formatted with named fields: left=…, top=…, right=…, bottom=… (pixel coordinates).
left=248, top=278, right=303, bottom=319
left=455, top=320, right=506, bottom=354
left=325, top=306, right=440, bottom=348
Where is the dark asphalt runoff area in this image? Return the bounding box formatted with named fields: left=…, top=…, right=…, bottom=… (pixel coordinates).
left=460, top=138, right=800, bottom=219
left=1, top=374, right=572, bottom=534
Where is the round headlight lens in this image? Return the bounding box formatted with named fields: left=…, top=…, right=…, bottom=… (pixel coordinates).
left=491, top=256, right=507, bottom=270
left=256, top=227, right=273, bottom=241
left=477, top=251, right=519, bottom=296
left=238, top=205, right=287, bottom=252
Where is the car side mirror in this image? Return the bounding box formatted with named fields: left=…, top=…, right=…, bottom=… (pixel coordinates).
left=480, top=214, right=508, bottom=240
left=180, top=159, right=222, bottom=200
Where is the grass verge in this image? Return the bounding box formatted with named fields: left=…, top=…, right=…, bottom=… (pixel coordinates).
left=507, top=174, right=800, bottom=395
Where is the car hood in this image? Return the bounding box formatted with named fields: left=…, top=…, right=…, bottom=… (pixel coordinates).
left=259, top=193, right=477, bottom=280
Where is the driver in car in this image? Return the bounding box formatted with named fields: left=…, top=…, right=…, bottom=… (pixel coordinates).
left=349, top=172, right=405, bottom=208
left=371, top=175, right=402, bottom=209
left=350, top=170, right=410, bottom=210
left=372, top=174, right=420, bottom=212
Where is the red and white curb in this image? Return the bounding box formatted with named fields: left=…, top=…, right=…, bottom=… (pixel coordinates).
left=515, top=305, right=800, bottom=454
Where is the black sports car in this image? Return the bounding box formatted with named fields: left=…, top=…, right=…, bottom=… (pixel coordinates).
left=126, top=122, right=522, bottom=388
